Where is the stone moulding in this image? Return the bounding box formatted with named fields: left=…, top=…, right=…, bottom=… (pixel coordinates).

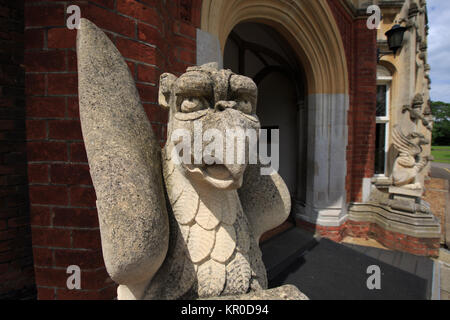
left=200, top=0, right=349, bottom=95
left=348, top=202, right=441, bottom=239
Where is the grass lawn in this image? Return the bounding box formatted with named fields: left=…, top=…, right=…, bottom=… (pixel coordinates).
left=431, top=146, right=450, bottom=164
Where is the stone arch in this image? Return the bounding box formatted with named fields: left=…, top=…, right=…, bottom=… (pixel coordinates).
left=199, top=0, right=350, bottom=227
left=378, top=61, right=397, bottom=77
left=200, top=0, right=348, bottom=95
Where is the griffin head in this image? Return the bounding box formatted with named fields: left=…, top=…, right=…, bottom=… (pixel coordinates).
left=392, top=125, right=429, bottom=158
left=406, top=132, right=429, bottom=152
left=159, top=63, right=261, bottom=190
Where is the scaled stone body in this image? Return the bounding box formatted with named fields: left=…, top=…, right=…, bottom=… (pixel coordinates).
left=77, top=19, right=303, bottom=300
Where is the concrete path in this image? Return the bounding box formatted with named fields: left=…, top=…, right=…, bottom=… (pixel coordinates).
left=436, top=249, right=450, bottom=300
left=431, top=162, right=450, bottom=181
left=429, top=163, right=450, bottom=299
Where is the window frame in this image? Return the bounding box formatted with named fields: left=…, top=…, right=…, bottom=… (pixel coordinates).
left=374, top=76, right=392, bottom=177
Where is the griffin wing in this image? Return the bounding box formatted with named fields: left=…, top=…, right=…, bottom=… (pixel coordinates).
left=392, top=125, right=421, bottom=157
left=238, top=164, right=291, bottom=242
left=77, top=19, right=169, bottom=285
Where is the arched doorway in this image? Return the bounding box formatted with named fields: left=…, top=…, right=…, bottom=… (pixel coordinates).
left=223, top=22, right=307, bottom=207
left=199, top=0, right=349, bottom=228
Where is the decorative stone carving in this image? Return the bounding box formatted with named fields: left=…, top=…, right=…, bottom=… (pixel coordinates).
left=209, top=285, right=308, bottom=300
left=408, top=2, right=419, bottom=19
left=412, top=93, right=424, bottom=110
left=402, top=94, right=433, bottom=130
left=77, top=19, right=305, bottom=300
left=391, top=125, right=431, bottom=190
left=386, top=186, right=431, bottom=214
left=423, top=99, right=434, bottom=127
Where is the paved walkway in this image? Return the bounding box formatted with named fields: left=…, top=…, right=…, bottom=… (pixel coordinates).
left=261, top=228, right=437, bottom=300
left=436, top=249, right=450, bottom=300
left=425, top=164, right=449, bottom=298
left=431, top=162, right=450, bottom=181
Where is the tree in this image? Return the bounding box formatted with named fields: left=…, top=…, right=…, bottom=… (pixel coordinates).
left=431, top=101, right=450, bottom=146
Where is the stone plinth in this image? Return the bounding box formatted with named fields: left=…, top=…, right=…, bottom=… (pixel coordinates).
left=347, top=202, right=441, bottom=257
left=387, top=186, right=431, bottom=215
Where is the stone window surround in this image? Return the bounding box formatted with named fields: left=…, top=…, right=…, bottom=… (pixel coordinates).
left=375, top=70, right=393, bottom=178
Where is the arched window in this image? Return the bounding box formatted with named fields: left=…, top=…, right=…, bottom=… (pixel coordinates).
left=375, top=65, right=392, bottom=176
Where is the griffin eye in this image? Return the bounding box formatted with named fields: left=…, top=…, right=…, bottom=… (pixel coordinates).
left=180, top=97, right=206, bottom=113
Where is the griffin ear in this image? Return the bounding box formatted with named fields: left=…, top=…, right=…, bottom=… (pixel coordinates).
left=159, top=73, right=177, bottom=109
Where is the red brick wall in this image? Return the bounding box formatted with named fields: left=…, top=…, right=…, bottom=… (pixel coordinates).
left=296, top=218, right=440, bottom=257
left=24, top=0, right=201, bottom=300
left=349, top=17, right=377, bottom=202
left=345, top=221, right=440, bottom=257
left=328, top=0, right=377, bottom=203
left=0, top=0, right=37, bottom=299
left=327, top=0, right=354, bottom=204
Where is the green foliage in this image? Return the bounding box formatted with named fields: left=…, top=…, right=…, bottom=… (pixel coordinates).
left=431, top=101, right=450, bottom=146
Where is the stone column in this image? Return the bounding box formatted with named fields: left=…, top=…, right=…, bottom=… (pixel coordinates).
left=296, top=94, right=349, bottom=227
left=294, top=99, right=307, bottom=211
left=196, top=29, right=223, bottom=68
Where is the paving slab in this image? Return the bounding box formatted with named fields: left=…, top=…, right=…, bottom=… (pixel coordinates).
left=439, top=248, right=450, bottom=264
left=441, top=265, right=450, bottom=293
left=378, top=250, right=395, bottom=265
left=398, top=252, right=418, bottom=274
left=441, top=291, right=450, bottom=300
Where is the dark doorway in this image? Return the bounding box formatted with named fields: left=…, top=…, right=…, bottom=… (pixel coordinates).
left=224, top=22, right=307, bottom=207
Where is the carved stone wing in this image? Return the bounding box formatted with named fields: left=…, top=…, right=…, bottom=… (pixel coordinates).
left=238, top=164, right=291, bottom=242
left=77, top=19, right=169, bottom=285
left=392, top=125, right=421, bottom=157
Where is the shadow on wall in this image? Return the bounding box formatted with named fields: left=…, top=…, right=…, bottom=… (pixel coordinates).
left=0, top=0, right=36, bottom=300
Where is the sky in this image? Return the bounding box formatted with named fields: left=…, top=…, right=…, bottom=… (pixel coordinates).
left=428, top=0, right=450, bottom=102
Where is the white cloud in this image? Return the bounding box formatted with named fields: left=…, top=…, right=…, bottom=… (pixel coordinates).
left=428, top=0, right=450, bottom=102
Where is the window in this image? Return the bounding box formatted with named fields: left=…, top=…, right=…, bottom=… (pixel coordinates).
left=375, top=65, right=391, bottom=176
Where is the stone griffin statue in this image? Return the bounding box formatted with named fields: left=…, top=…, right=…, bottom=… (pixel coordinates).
left=391, top=125, right=431, bottom=190
left=76, top=19, right=304, bottom=300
